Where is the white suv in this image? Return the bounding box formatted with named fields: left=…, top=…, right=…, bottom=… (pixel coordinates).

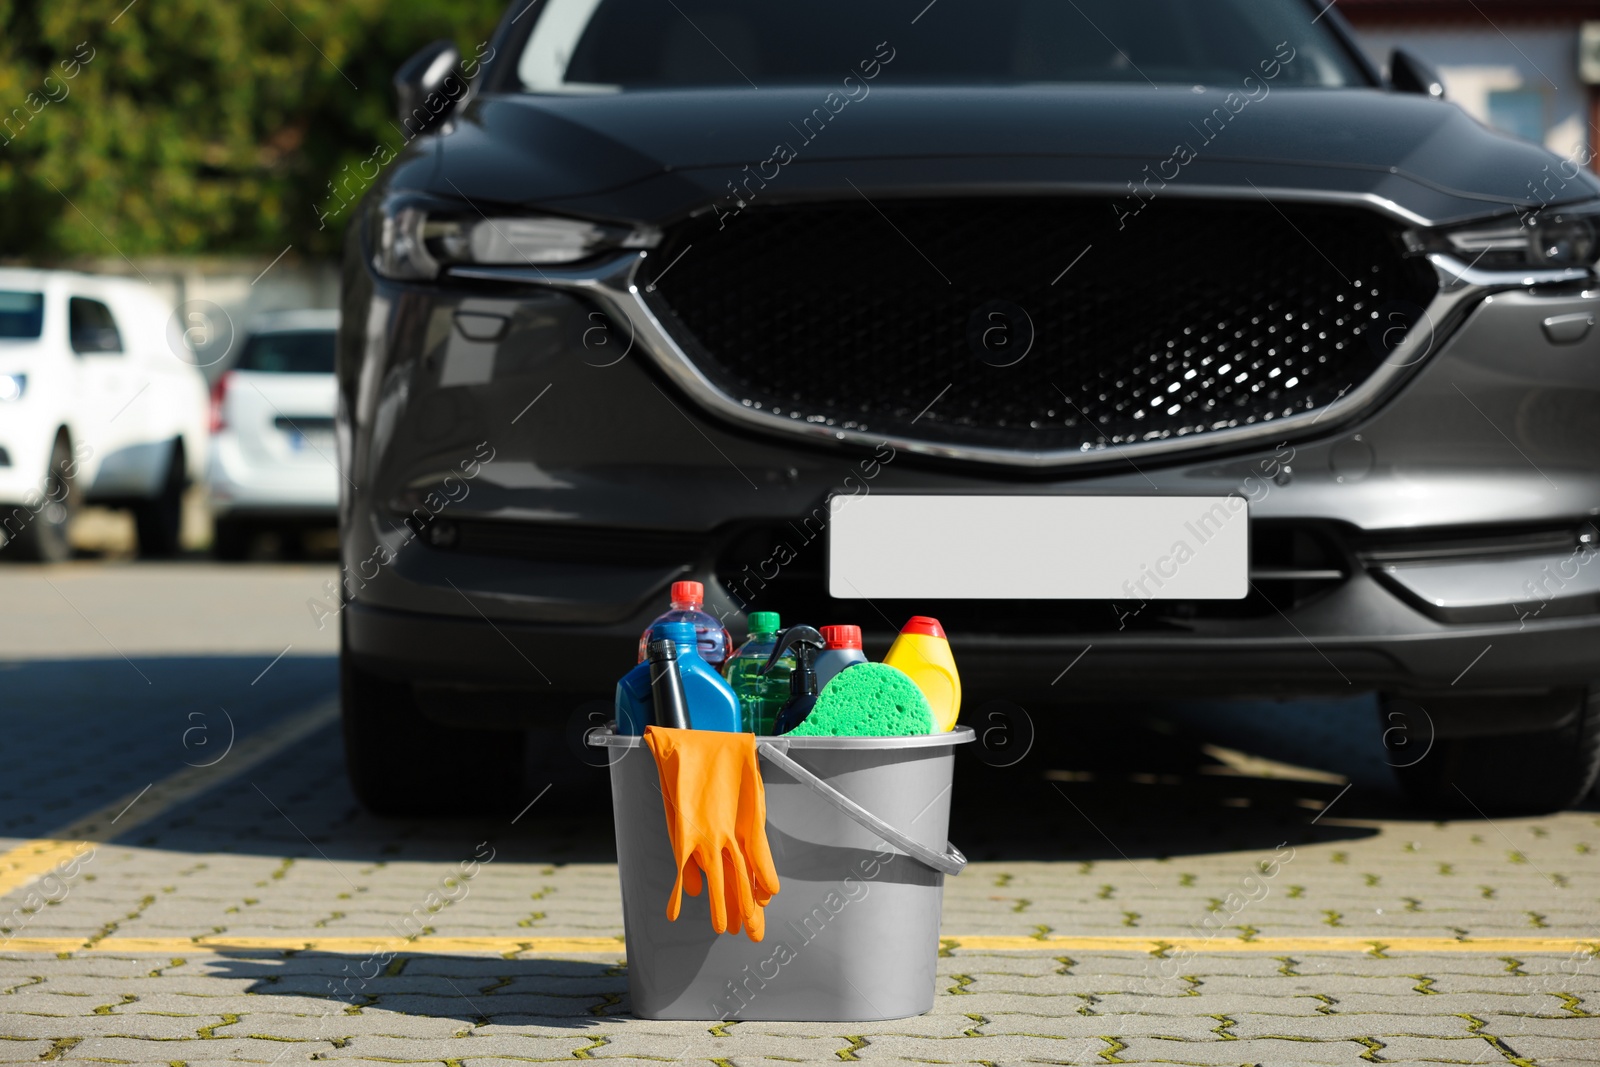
left=0, top=269, right=208, bottom=561
left=206, top=310, right=339, bottom=559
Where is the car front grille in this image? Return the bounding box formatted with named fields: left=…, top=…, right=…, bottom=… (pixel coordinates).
left=642, top=197, right=1438, bottom=457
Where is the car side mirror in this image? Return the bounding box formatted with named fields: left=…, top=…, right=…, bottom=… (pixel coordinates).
left=1391, top=48, right=1446, bottom=100
left=395, top=39, right=466, bottom=135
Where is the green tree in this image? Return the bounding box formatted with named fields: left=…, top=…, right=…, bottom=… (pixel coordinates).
left=0, top=0, right=505, bottom=260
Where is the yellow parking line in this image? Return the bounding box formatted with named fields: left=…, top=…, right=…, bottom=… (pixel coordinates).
left=0, top=842, right=93, bottom=903
left=0, top=935, right=1594, bottom=957
left=0, top=937, right=626, bottom=955
left=946, top=936, right=1600, bottom=954
left=0, top=700, right=339, bottom=899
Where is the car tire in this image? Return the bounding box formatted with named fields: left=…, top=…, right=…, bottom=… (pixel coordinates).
left=7, top=434, right=77, bottom=564
left=341, top=642, right=524, bottom=818
left=1387, top=689, right=1600, bottom=815
left=211, top=518, right=254, bottom=561
left=134, top=441, right=184, bottom=558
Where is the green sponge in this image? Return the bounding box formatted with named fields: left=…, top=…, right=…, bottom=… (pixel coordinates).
left=788, top=663, right=935, bottom=737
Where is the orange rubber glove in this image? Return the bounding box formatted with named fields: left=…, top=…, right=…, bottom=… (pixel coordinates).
left=643, top=726, right=780, bottom=942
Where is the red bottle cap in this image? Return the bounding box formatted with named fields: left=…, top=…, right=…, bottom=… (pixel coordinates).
left=901, top=616, right=946, bottom=639
left=670, top=580, right=704, bottom=606
left=820, top=625, right=863, bottom=650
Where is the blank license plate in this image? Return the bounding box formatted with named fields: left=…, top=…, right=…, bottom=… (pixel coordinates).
left=827, top=494, right=1249, bottom=600
left=288, top=431, right=333, bottom=452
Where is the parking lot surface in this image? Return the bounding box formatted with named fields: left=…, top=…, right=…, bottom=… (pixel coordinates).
left=3, top=564, right=1598, bottom=1065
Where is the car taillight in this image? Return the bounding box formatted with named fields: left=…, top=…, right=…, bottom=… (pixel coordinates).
left=209, top=371, right=233, bottom=433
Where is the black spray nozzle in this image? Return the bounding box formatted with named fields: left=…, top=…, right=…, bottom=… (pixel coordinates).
left=761, top=625, right=827, bottom=735
left=759, top=624, right=826, bottom=704
left=758, top=625, right=825, bottom=676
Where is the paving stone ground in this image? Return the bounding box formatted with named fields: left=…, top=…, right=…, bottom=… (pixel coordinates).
left=2, top=947, right=1599, bottom=1064
left=2, top=564, right=1599, bottom=1064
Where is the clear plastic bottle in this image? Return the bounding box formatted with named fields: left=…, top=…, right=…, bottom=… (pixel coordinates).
left=637, top=580, right=732, bottom=668
left=721, top=611, right=794, bottom=734
left=616, top=621, right=741, bottom=734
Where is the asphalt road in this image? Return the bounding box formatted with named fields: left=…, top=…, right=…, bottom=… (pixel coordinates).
left=1, top=562, right=1598, bottom=1065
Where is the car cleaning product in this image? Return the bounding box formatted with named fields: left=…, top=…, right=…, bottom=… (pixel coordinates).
left=646, top=639, right=692, bottom=730
left=883, top=616, right=962, bottom=732
left=722, top=611, right=794, bottom=734
left=815, top=625, right=868, bottom=689
left=787, top=662, right=935, bottom=737
left=638, top=580, right=732, bottom=668
left=615, top=622, right=741, bottom=734
left=615, top=659, right=654, bottom=736
left=760, top=625, right=827, bottom=735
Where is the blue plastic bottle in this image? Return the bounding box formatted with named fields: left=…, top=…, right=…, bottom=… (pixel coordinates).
left=615, top=621, right=741, bottom=734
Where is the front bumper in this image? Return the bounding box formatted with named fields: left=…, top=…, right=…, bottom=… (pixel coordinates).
left=337, top=250, right=1600, bottom=722
left=0, top=430, right=51, bottom=507
left=344, top=567, right=1600, bottom=702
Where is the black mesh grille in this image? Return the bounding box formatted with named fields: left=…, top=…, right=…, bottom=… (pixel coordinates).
left=643, top=198, right=1438, bottom=455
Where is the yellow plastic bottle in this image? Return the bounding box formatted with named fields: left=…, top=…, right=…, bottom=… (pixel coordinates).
left=883, top=616, right=961, bottom=732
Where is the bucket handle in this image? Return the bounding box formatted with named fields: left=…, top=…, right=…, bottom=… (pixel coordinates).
left=756, top=741, right=968, bottom=877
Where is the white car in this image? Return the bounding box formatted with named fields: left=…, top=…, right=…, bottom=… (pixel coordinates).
left=206, top=310, right=339, bottom=559
left=0, top=269, right=208, bottom=562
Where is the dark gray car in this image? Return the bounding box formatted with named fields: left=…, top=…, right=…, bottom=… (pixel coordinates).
left=337, top=0, right=1600, bottom=816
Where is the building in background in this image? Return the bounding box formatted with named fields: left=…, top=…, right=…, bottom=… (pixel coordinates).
left=1339, top=0, right=1600, bottom=166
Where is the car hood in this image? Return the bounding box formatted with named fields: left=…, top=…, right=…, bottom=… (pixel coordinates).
left=415, top=86, right=1600, bottom=227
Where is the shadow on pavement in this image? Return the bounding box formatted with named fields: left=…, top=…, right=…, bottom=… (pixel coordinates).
left=15, top=652, right=1558, bottom=867
left=0, top=655, right=337, bottom=840
left=192, top=952, right=620, bottom=1027
left=950, top=695, right=1387, bottom=861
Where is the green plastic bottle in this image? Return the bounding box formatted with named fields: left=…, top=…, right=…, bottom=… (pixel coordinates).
left=722, top=611, right=795, bottom=734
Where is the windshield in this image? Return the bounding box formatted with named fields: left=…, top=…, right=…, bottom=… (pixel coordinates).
left=236, top=330, right=336, bottom=374
left=516, top=0, right=1365, bottom=92
left=0, top=291, right=45, bottom=340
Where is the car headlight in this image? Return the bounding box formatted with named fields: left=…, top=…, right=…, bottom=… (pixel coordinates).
left=373, top=197, right=660, bottom=280
left=1431, top=208, right=1599, bottom=271
left=0, top=374, right=25, bottom=402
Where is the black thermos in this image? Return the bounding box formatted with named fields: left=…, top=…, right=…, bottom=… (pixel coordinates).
left=646, top=638, right=692, bottom=729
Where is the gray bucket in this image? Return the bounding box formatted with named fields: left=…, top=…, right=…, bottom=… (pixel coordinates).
left=589, top=727, right=973, bottom=1021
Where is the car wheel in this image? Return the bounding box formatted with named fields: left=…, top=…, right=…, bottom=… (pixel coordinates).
left=1387, top=689, right=1600, bottom=815
left=211, top=518, right=254, bottom=561
left=341, top=642, right=524, bottom=818
left=134, top=441, right=184, bottom=558
left=7, top=434, right=77, bottom=564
